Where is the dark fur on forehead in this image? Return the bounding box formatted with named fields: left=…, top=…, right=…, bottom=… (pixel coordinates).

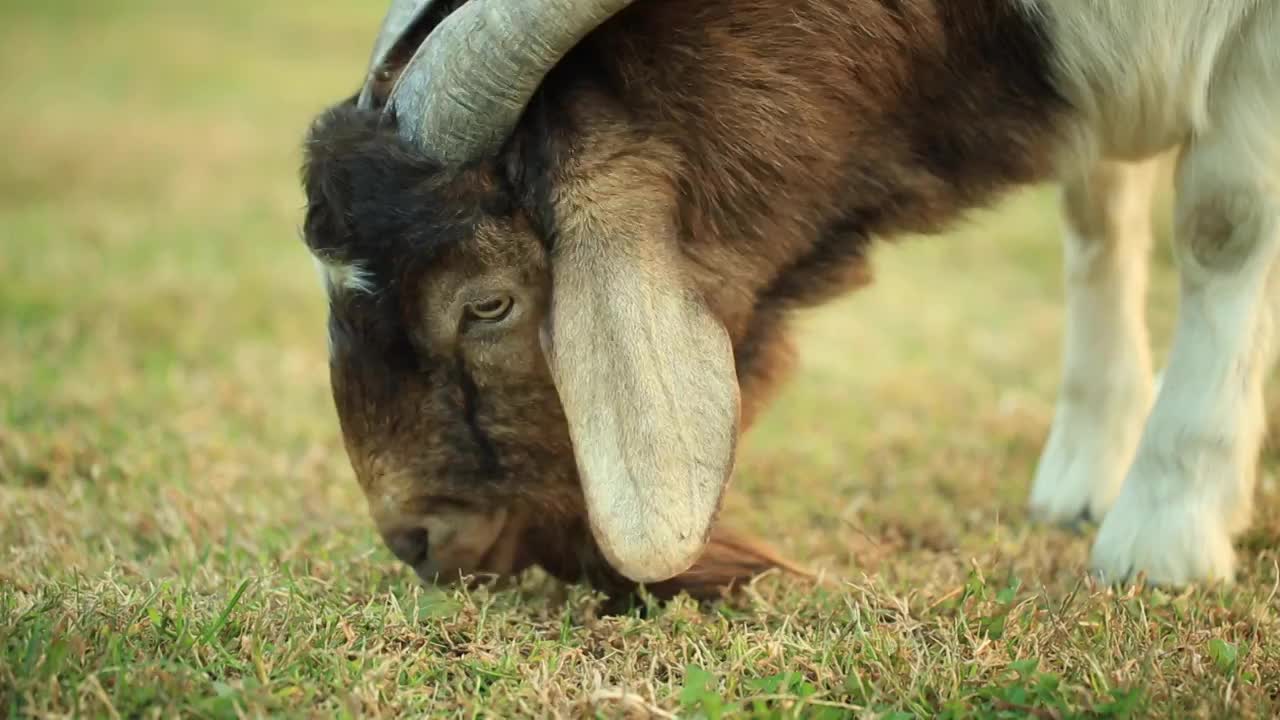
left=299, top=100, right=517, bottom=286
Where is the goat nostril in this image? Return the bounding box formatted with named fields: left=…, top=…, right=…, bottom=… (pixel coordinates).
left=385, top=528, right=430, bottom=567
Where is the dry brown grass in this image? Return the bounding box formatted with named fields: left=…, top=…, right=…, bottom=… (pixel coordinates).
left=3, top=2, right=1280, bottom=717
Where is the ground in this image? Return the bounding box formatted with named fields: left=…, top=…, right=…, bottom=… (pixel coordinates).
left=3, top=2, right=1280, bottom=718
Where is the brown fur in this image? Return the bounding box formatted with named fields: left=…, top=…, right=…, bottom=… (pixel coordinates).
left=301, top=0, right=1071, bottom=602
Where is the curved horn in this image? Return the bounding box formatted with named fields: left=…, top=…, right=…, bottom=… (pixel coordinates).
left=386, top=0, right=638, bottom=165
left=356, top=0, right=444, bottom=110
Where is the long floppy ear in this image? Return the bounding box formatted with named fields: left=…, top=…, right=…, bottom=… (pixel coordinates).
left=541, top=199, right=740, bottom=584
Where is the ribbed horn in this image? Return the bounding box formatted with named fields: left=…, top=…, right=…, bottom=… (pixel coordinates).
left=385, top=0, right=638, bottom=165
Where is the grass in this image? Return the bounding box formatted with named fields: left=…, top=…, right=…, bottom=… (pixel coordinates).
left=2, top=2, right=1279, bottom=717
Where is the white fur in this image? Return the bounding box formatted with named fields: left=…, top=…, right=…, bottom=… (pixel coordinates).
left=1021, top=0, right=1264, bottom=164
left=311, top=254, right=376, bottom=357
left=1024, top=0, right=1280, bottom=585
left=1029, top=159, right=1161, bottom=524
left=311, top=254, right=376, bottom=297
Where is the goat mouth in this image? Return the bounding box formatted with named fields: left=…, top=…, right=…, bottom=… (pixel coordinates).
left=474, top=511, right=534, bottom=577
left=410, top=510, right=533, bottom=586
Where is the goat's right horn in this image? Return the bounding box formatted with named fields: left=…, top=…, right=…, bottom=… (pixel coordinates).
left=385, top=0, right=638, bottom=165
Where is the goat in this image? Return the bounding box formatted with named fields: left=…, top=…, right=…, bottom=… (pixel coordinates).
left=299, top=0, right=1280, bottom=599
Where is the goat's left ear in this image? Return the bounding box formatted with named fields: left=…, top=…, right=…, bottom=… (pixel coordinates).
left=541, top=202, right=740, bottom=585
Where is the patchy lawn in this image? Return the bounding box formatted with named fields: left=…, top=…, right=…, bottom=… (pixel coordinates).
left=2, top=2, right=1279, bottom=717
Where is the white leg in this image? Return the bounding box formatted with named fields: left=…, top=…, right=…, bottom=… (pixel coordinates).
left=1090, top=125, right=1280, bottom=586
left=1030, top=158, right=1162, bottom=524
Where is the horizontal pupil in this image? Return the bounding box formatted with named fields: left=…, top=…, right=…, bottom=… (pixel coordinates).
left=471, top=298, right=510, bottom=319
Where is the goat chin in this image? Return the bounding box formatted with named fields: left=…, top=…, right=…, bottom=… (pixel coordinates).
left=562, top=523, right=819, bottom=606
left=641, top=526, right=821, bottom=600
left=417, top=510, right=817, bottom=605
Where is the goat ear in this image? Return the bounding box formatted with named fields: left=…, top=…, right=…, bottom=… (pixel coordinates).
left=541, top=214, right=740, bottom=584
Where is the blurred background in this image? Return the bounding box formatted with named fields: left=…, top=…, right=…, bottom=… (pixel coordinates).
left=1, top=1, right=382, bottom=568
left=5, top=1, right=1278, bottom=715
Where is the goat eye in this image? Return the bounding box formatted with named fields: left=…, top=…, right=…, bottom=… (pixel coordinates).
left=466, top=296, right=513, bottom=322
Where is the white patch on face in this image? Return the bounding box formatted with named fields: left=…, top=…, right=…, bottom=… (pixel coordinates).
left=311, top=254, right=376, bottom=297
left=310, top=253, right=376, bottom=358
